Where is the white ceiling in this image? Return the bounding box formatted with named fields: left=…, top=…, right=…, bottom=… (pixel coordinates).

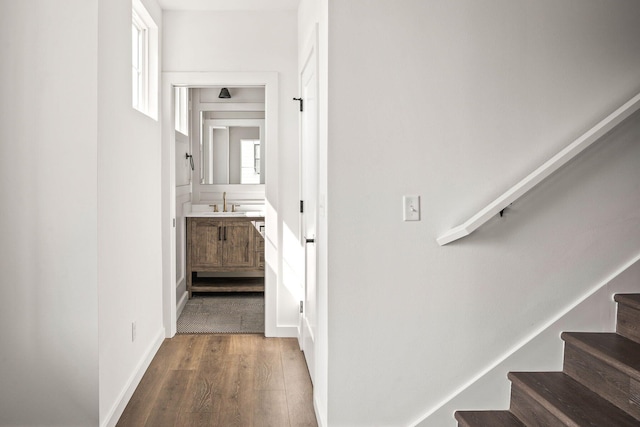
left=157, top=0, right=299, bottom=11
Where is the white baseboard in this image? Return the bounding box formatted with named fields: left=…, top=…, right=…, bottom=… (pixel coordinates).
left=176, top=289, right=188, bottom=319
left=101, top=327, right=165, bottom=427
left=266, top=325, right=298, bottom=338
left=314, top=398, right=327, bottom=427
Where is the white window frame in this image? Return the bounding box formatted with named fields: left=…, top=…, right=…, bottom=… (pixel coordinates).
left=174, top=87, right=189, bottom=135
left=132, top=11, right=147, bottom=111
left=132, top=0, right=158, bottom=120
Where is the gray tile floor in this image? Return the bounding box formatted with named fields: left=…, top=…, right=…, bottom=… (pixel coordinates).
left=177, top=292, right=265, bottom=334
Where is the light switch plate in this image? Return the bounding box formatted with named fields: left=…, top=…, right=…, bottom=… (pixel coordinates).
left=403, top=195, right=420, bottom=221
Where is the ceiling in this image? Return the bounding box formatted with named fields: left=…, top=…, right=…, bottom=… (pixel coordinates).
left=157, top=0, right=299, bottom=11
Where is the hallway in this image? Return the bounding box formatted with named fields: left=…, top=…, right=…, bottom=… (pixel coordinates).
left=117, top=335, right=317, bottom=427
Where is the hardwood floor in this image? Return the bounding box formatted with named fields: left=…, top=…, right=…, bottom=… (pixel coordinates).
left=117, top=334, right=317, bottom=427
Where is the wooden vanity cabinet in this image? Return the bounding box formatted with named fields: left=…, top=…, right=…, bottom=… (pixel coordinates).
left=255, top=232, right=265, bottom=269
left=186, top=216, right=264, bottom=296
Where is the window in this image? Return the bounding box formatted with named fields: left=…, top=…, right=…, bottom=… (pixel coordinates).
left=131, top=0, right=158, bottom=119
left=175, top=87, right=189, bottom=135
left=241, top=139, right=261, bottom=184
left=131, top=12, right=146, bottom=110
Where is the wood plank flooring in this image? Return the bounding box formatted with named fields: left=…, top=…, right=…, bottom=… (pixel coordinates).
left=117, top=334, right=317, bottom=427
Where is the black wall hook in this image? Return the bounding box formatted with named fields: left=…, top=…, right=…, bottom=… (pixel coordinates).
left=293, top=97, right=304, bottom=112
left=185, top=153, right=194, bottom=171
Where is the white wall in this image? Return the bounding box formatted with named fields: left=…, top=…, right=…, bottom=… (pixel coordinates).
left=98, top=0, right=165, bottom=425
left=325, top=1, right=640, bottom=426
left=0, top=1, right=165, bottom=425
left=176, top=133, right=191, bottom=188
left=0, top=1, right=99, bottom=425
left=163, top=10, right=300, bottom=331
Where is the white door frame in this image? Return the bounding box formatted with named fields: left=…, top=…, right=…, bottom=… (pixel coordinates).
left=161, top=72, right=279, bottom=337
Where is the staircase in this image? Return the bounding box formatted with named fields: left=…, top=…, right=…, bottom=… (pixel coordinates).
left=455, top=294, right=640, bottom=426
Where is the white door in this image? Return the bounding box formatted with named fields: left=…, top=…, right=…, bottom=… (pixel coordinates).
left=299, top=32, right=319, bottom=384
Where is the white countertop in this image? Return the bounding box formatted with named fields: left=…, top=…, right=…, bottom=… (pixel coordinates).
left=185, top=211, right=265, bottom=218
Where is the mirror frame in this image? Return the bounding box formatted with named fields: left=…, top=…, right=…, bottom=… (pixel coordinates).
left=201, top=118, right=266, bottom=185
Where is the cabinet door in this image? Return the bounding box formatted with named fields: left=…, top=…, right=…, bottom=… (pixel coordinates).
left=222, top=221, right=255, bottom=268
left=190, top=218, right=223, bottom=269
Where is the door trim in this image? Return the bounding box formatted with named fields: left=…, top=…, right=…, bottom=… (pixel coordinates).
left=161, top=71, right=279, bottom=337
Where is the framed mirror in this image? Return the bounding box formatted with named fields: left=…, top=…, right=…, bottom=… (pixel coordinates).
left=201, top=119, right=265, bottom=185
left=190, top=86, right=267, bottom=204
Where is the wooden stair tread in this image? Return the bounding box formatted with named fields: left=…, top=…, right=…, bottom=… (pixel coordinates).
left=454, top=410, right=524, bottom=426
left=614, top=294, right=640, bottom=310
left=562, top=332, right=640, bottom=379
left=456, top=295, right=640, bottom=425
left=508, top=371, right=640, bottom=426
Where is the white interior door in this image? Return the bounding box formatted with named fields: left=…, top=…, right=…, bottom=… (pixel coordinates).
left=299, top=34, right=319, bottom=384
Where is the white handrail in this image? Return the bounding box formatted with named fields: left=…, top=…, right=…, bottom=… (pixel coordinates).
left=437, top=92, right=640, bottom=246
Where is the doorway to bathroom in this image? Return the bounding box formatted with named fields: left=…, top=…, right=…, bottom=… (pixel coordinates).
left=161, top=72, right=282, bottom=338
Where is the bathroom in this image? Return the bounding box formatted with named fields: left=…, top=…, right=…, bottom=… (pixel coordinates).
left=175, top=86, right=267, bottom=334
